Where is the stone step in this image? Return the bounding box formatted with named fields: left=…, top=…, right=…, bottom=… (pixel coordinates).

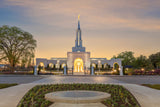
left=50, top=102, right=106, bottom=107
left=73, top=72, right=85, bottom=75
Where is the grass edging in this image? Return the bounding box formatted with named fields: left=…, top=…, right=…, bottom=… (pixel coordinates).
left=0, top=83, right=18, bottom=89
left=142, top=84, right=160, bottom=90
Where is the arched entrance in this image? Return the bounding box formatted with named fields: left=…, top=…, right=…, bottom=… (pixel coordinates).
left=74, top=58, right=83, bottom=72
left=61, top=63, right=66, bottom=69
left=91, top=63, right=96, bottom=68
left=38, top=62, right=45, bottom=72
left=104, top=63, right=109, bottom=69
left=49, top=63, right=54, bottom=68
left=113, top=62, right=120, bottom=75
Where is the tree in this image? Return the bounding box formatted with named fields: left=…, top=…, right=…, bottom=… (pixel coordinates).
left=149, top=52, right=160, bottom=69
left=0, top=25, right=36, bottom=72
left=134, top=55, right=153, bottom=70
left=113, top=51, right=136, bottom=67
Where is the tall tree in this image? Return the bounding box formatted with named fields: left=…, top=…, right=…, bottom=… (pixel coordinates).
left=149, top=52, right=160, bottom=69
left=0, top=25, right=36, bottom=72
left=134, top=55, right=153, bottom=70
left=113, top=51, right=135, bottom=67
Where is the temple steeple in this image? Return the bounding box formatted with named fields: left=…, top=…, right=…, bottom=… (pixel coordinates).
left=78, top=15, right=80, bottom=30
left=72, top=15, right=85, bottom=52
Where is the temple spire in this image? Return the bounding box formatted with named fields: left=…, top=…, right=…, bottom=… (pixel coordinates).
left=78, top=15, right=80, bottom=29
left=78, top=14, right=80, bottom=20
left=72, top=15, right=86, bottom=52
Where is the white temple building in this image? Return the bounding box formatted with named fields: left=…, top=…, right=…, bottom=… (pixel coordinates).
left=36, top=16, right=123, bottom=75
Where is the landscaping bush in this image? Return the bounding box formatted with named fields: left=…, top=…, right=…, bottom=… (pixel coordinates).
left=17, top=84, right=140, bottom=107
left=125, top=68, right=134, bottom=75
left=134, top=69, right=160, bottom=75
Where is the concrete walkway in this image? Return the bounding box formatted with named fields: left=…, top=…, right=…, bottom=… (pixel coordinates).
left=32, top=75, right=124, bottom=84
left=0, top=76, right=160, bottom=107
left=0, top=83, right=36, bottom=107
left=0, top=75, right=49, bottom=84
left=121, top=84, right=160, bottom=107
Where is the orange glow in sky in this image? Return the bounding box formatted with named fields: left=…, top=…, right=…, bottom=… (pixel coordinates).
left=1, top=0, right=160, bottom=59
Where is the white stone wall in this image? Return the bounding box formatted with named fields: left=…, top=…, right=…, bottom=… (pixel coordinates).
left=36, top=58, right=48, bottom=67
left=36, top=58, right=67, bottom=67
left=90, top=58, right=123, bottom=75
left=90, top=58, right=122, bottom=67
left=36, top=57, right=123, bottom=75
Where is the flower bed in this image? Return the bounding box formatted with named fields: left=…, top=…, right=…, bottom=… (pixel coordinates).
left=0, top=71, right=34, bottom=75
left=133, top=69, right=160, bottom=75
left=17, top=84, right=140, bottom=107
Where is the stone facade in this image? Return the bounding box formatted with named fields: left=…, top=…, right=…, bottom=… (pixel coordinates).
left=67, top=52, right=90, bottom=71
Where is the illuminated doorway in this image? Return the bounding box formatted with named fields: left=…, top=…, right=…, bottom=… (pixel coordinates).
left=113, top=62, right=120, bottom=75
left=38, top=62, right=45, bottom=72
left=74, top=58, right=83, bottom=72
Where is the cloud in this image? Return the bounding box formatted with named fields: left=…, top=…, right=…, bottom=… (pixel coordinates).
left=1, top=0, right=160, bottom=59
left=3, top=0, right=160, bottom=31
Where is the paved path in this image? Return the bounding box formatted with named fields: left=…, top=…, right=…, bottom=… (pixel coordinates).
left=33, top=75, right=124, bottom=84
left=0, top=83, right=36, bottom=107
left=0, top=75, right=160, bottom=107
left=121, top=84, right=160, bottom=107
left=110, top=75, right=160, bottom=84
left=0, top=75, right=49, bottom=84
left=1, top=75, right=160, bottom=84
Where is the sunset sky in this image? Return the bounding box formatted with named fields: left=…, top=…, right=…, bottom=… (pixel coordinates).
left=0, top=0, right=160, bottom=59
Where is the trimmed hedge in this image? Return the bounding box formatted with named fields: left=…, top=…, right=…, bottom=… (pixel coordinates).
left=18, top=84, right=140, bottom=107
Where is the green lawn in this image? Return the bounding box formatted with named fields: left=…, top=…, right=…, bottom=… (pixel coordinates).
left=0, top=84, right=18, bottom=89
left=142, top=84, right=160, bottom=90
left=18, top=84, right=140, bottom=107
